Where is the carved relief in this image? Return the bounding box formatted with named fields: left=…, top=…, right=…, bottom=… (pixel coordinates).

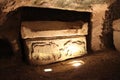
left=30, top=37, right=86, bottom=65
left=21, top=21, right=88, bottom=65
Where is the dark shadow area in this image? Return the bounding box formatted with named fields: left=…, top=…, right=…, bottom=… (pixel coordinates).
left=86, top=19, right=93, bottom=52
left=20, top=7, right=91, bottom=22
left=110, top=0, right=120, bottom=20
left=20, top=39, right=29, bottom=64
left=0, top=39, right=13, bottom=59
left=101, top=0, right=120, bottom=50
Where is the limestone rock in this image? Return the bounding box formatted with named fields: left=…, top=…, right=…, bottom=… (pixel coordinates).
left=113, top=19, right=120, bottom=52
left=113, top=19, right=120, bottom=31
left=0, top=0, right=111, bottom=12
left=21, top=21, right=88, bottom=39
left=113, top=31, right=120, bottom=52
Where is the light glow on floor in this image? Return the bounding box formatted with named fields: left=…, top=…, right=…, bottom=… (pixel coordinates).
left=68, top=60, right=85, bottom=67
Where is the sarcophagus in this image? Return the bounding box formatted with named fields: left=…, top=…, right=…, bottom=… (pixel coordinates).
left=21, top=21, right=88, bottom=65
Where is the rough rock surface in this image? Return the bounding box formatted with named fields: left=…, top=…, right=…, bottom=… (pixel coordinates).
left=113, top=19, right=120, bottom=31
left=113, top=19, right=120, bottom=52
left=0, top=0, right=113, bottom=12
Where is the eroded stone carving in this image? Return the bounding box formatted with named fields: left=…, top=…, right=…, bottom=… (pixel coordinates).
left=26, top=37, right=86, bottom=65
left=22, top=21, right=87, bottom=65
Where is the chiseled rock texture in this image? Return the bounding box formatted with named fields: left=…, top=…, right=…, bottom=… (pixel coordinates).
left=113, top=19, right=120, bottom=52
left=0, top=0, right=113, bottom=12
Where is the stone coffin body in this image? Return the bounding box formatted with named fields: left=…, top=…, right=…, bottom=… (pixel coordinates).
left=21, top=21, right=88, bottom=65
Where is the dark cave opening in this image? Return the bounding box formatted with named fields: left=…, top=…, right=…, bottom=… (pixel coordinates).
left=20, top=7, right=91, bottom=22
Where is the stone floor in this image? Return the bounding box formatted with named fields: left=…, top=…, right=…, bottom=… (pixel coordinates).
left=0, top=50, right=120, bottom=80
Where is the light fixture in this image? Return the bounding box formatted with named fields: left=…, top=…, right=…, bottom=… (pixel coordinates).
left=44, top=68, right=52, bottom=72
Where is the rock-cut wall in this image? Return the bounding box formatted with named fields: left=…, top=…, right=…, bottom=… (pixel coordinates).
left=0, top=0, right=117, bottom=60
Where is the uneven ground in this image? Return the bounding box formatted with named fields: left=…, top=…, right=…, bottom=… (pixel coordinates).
left=0, top=50, right=120, bottom=80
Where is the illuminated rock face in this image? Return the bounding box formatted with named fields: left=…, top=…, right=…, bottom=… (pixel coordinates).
left=113, top=19, right=120, bottom=52
left=25, top=37, right=86, bottom=65
left=21, top=21, right=88, bottom=65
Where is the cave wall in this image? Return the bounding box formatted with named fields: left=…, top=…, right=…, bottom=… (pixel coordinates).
left=0, top=0, right=117, bottom=59
left=111, top=0, right=120, bottom=52
left=0, top=10, right=21, bottom=59
left=0, top=0, right=113, bottom=12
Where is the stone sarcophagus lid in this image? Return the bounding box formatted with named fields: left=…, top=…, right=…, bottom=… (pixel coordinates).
left=21, top=21, right=88, bottom=65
